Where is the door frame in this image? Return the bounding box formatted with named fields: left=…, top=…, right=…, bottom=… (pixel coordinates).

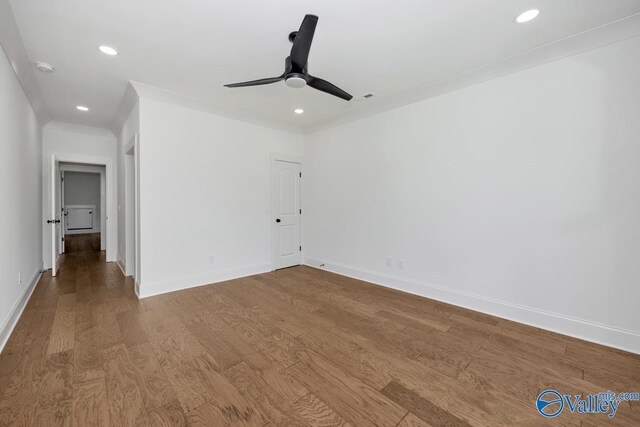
left=123, top=134, right=140, bottom=281
left=270, top=153, right=303, bottom=271
left=45, top=153, right=115, bottom=268
left=59, top=165, right=105, bottom=244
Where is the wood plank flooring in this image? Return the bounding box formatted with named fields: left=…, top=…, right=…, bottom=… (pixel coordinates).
left=1, top=233, right=639, bottom=426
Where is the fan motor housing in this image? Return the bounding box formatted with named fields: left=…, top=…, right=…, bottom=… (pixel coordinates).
left=285, top=73, right=307, bottom=88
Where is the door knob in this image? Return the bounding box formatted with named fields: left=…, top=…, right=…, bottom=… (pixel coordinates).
left=276, top=218, right=281, bottom=223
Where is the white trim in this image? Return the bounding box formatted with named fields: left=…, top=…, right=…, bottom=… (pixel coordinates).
left=303, top=257, right=640, bottom=355
left=46, top=153, right=116, bottom=264
left=59, top=163, right=106, bottom=174
left=0, top=2, right=50, bottom=124
left=304, top=14, right=640, bottom=135
left=111, top=82, right=139, bottom=137
left=45, top=121, right=115, bottom=138
left=137, top=263, right=271, bottom=298
left=131, top=81, right=303, bottom=135
left=59, top=164, right=106, bottom=249
left=123, top=134, right=140, bottom=279
left=0, top=266, right=42, bottom=353
left=115, top=258, right=126, bottom=276
left=135, top=279, right=141, bottom=299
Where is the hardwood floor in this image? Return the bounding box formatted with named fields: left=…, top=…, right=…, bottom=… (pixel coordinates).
left=1, top=233, right=639, bottom=426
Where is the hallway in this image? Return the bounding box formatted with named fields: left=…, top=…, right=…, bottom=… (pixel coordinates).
left=0, top=233, right=139, bottom=424
left=64, top=233, right=101, bottom=253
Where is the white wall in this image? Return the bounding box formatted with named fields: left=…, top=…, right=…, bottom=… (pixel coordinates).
left=42, top=122, right=117, bottom=266
left=304, top=36, right=640, bottom=353
left=136, top=97, right=303, bottom=296
left=0, top=45, right=42, bottom=350
left=64, top=171, right=102, bottom=233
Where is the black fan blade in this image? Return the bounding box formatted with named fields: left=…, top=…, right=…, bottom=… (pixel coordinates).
left=290, top=15, right=318, bottom=69
left=224, top=76, right=283, bottom=88
left=308, top=76, right=352, bottom=101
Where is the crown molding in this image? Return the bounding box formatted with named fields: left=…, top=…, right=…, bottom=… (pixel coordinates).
left=304, top=13, right=640, bottom=135
left=0, top=0, right=50, bottom=125
left=110, top=82, right=138, bottom=137
left=44, top=120, right=116, bottom=139
left=129, top=81, right=304, bottom=135
left=5, top=0, right=637, bottom=137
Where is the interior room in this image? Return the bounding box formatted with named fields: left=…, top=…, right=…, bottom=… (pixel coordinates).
left=0, top=0, right=639, bottom=425
left=60, top=165, right=105, bottom=241
left=63, top=172, right=100, bottom=235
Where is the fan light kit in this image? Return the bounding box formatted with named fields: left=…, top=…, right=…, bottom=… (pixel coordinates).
left=516, top=9, right=540, bottom=23
left=76, top=106, right=89, bottom=112
left=225, top=14, right=352, bottom=101
left=285, top=75, right=307, bottom=89
left=294, top=108, right=304, bottom=114
left=35, top=62, right=55, bottom=73
left=98, top=45, right=118, bottom=56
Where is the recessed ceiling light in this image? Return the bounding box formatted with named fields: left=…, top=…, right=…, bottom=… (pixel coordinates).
left=35, top=61, right=55, bottom=73
left=76, top=106, right=89, bottom=112
left=515, top=9, right=540, bottom=23
left=98, top=45, right=118, bottom=56
left=294, top=108, right=304, bottom=114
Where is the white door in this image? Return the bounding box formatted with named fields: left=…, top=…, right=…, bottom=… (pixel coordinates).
left=272, top=160, right=301, bottom=269
left=60, top=171, right=65, bottom=253
left=50, top=158, right=61, bottom=276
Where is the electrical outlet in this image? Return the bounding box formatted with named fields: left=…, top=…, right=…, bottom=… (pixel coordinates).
left=398, top=259, right=405, bottom=269
left=208, top=255, right=215, bottom=264
left=18, top=272, right=22, bottom=286
left=386, top=257, right=393, bottom=267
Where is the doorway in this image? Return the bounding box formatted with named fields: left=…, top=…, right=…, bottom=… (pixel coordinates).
left=46, top=154, right=115, bottom=276
left=60, top=165, right=105, bottom=253
left=271, top=156, right=302, bottom=270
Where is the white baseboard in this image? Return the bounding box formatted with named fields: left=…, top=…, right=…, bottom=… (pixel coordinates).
left=0, top=266, right=43, bottom=353
left=304, top=257, right=640, bottom=355
left=115, top=257, right=126, bottom=276
left=136, top=262, right=272, bottom=299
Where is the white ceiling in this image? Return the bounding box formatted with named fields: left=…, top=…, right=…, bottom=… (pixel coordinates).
left=7, top=0, right=640, bottom=131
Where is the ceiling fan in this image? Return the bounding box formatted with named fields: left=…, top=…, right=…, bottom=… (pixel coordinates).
left=224, top=14, right=352, bottom=101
